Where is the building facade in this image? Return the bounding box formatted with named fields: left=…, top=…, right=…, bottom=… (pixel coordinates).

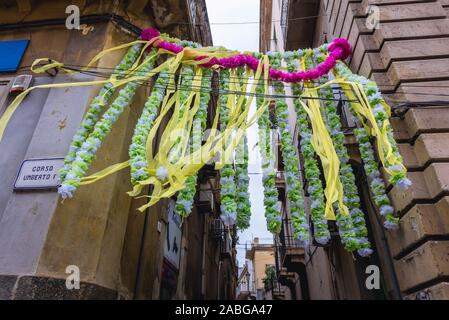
left=261, top=0, right=449, bottom=300
left=0, top=0, right=237, bottom=300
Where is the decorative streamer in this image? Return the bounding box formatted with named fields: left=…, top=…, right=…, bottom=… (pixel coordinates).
left=139, top=28, right=352, bottom=83
left=313, top=50, right=372, bottom=256
left=298, top=55, right=349, bottom=222
left=175, top=69, right=212, bottom=217
left=234, top=67, right=252, bottom=230
left=0, top=27, right=411, bottom=256
left=219, top=69, right=238, bottom=226
left=129, top=68, right=170, bottom=185
left=60, top=43, right=144, bottom=183
left=285, top=51, right=330, bottom=246
left=269, top=52, right=310, bottom=246
left=334, top=62, right=410, bottom=190
left=58, top=54, right=157, bottom=199
left=354, top=127, right=399, bottom=230
left=333, top=62, right=402, bottom=230
left=254, top=56, right=282, bottom=234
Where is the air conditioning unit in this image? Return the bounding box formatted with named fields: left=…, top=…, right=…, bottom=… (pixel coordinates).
left=211, top=219, right=224, bottom=240
left=221, top=230, right=232, bottom=255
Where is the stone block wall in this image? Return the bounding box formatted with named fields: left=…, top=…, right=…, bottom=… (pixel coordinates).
left=322, top=0, right=449, bottom=298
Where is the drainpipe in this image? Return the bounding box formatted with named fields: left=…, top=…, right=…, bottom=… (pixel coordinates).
left=217, top=260, right=223, bottom=299
left=133, top=205, right=151, bottom=299
left=201, top=210, right=208, bottom=298
left=373, top=208, right=403, bottom=300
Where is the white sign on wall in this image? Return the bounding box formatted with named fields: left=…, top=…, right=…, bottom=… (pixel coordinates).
left=164, top=199, right=182, bottom=270
left=14, top=158, right=64, bottom=190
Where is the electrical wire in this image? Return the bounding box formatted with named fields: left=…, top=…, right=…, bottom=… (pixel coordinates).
left=21, top=63, right=449, bottom=93
left=19, top=61, right=449, bottom=88
left=29, top=64, right=359, bottom=102
left=16, top=64, right=449, bottom=105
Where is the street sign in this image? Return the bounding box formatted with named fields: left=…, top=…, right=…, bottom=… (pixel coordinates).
left=164, top=199, right=182, bottom=270
left=14, top=158, right=64, bottom=190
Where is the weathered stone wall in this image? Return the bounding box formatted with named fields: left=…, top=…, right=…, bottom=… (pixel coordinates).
left=0, top=0, right=216, bottom=299
left=320, top=0, right=449, bottom=299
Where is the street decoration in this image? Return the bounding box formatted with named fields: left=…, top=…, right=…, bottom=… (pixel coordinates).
left=0, top=28, right=412, bottom=256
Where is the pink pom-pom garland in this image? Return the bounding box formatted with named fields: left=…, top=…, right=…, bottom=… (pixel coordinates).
left=140, top=28, right=352, bottom=83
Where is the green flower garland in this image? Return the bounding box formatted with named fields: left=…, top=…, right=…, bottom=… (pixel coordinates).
left=234, top=67, right=251, bottom=230
left=354, top=127, right=399, bottom=229
left=314, top=50, right=372, bottom=256
left=334, top=62, right=401, bottom=230
left=166, top=65, right=195, bottom=165
left=269, top=52, right=309, bottom=245
left=335, top=62, right=411, bottom=191
left=175, top=69, right=212, bottom=217
left=254, top=53, right=281, bottom=234
left=58, top=53, right=156, bottom=199
left=129, top=69, right=169, bottom=185
left=284, top=51, right=330, bottom=246
left=219, top=69, right=238, bottom=226
left=59, top=43, right=144, bottom=183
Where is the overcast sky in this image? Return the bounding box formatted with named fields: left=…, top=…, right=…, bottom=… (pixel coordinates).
left=205, top=0, right=274, bottom=266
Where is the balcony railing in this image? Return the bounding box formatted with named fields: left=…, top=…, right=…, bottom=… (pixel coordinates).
left=275, top=217, right=305, bottom=271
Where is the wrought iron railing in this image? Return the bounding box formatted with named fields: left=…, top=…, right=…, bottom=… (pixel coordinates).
left=275, top=215, right=305, bottom=272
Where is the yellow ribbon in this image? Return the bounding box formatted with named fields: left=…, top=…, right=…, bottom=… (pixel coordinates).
left=331, top=71, right=405, bottom=176
left=0, top=40, right=161, bottom=144
left=130, top=55, right=268, bottom=211
left=299, top=55, right=348, bottom=220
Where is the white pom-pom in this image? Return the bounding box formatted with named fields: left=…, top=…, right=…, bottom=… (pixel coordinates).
left=396, top=177, right=412, bottom=190
left=388, top=164, right=403, bottom=172
left=58, top=184, right=76, bottom=199
left=384, top=220, right=399, bottom=230
left=220, top=212, right=236, bottom=226
left=379, top=205, right=394, bottom=216
left=358, top=248, right=373, bottom=257
left=156, top=166, right=168, bottom=181
left=315, top=236, right=330, bottom=245
left=373, top=104, right=385, bottom=114
left=65, top=173, right=78, bottom=181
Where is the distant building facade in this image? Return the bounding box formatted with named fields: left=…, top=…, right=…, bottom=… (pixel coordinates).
left=240, top=237, right=288, bottom=300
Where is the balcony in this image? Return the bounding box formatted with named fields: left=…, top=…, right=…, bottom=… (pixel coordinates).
left=274, top=199, right=305, bottom=271
left=276, top=232, right=305, bottom=269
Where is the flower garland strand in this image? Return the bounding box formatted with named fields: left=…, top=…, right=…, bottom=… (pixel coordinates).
left=254, top=55, right=282, bottom=234
left=175, top=69, right=212, bottom=217
left=166, top=66, right=195, bottom=165
left=140, top=28, right=352, bottom=83
left=219, top=69, right=238, bottom=226
left=234, top=67, right=252, bottom=230
left=314, top=51, right=373, bottom=256
left=354, top=127, right=399, bottom=229
left=129, top=68, right=170, bottom=185
left=269, top=52, right=310, bottom=245
left=128, top=34, right=202, bottom=186
left=59, top=43, right=144, bottom=182
left=285, top=51, right=330, bottom=246
left=334, top=63, right=400, bottom=230
left=335, top=62, right=411, bottom=191
left=58, top=54, right=156, bottom=199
